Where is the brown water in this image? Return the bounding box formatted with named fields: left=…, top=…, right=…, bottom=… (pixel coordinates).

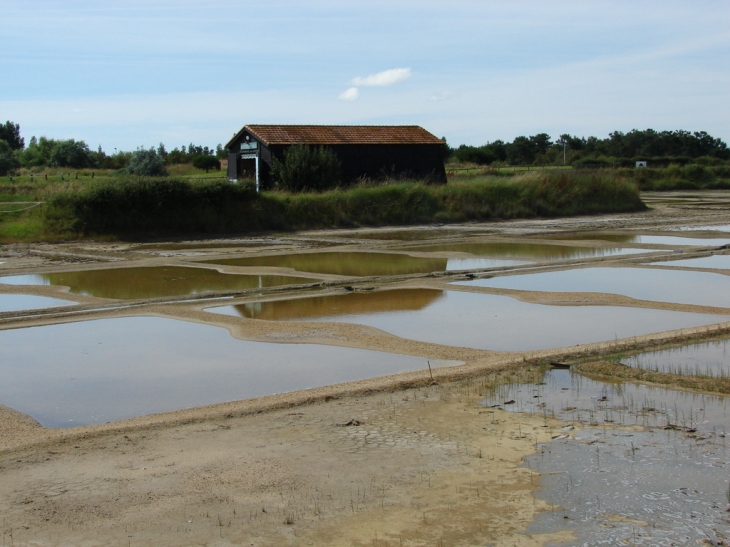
left=0, top=294, right=77, bottom=313
left=204, top=252, right=449, bottom=276
left=454, top=266, right=730, bottom=308
left=207, top=289, right=729, bottom=351
left=393, top=241, right=653, bottom=260
left=0, top=317, right=431, bottom=427
left=0, top=267, right=314, bottom=300
left=216, top=289, right=444, bottom=320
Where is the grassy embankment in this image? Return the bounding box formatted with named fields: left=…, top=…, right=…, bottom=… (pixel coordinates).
left=2, top=171, right=644, bottom=241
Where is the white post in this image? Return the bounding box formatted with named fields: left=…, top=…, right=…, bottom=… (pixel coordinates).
left=255, top=155, right=260, bottom=193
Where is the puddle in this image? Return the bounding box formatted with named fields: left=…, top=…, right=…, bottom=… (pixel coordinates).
left=482, top=369, right=730, bottom=545
left=623, top=339, right=730, bottom=377
left=207, top=289, right=729, bottom=351
left=393, top=241, right=652, bottom=260
left=0, top=294, right=76, bottom=313
left=652, top=254, right=730, bottom=270
left=0, top=267, right=314, bottom=299
left=0, top=317, right=434, bottom=427
left=454, top=266, right=730, bottom=308
left=204, top=252, right=451, bottom=276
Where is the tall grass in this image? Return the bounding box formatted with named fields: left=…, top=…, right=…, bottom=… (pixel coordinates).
left=41, top=171, right=644, bottom=238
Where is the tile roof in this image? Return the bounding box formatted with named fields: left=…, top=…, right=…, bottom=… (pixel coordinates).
left=242, top=125, right=444, bottom=146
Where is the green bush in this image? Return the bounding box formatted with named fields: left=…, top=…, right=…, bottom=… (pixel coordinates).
left=0, top=140, right=20, bottom=175
left=192, top=155, right=220, bottom=173
left=271, top=145, right=341, bottom=191
left=47, top=177, right=257, bottom=235
left=125, top=148, right=168, bottom=176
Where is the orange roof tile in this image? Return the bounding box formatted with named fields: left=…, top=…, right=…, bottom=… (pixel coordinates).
left=242, top=125, right=444, bottom=146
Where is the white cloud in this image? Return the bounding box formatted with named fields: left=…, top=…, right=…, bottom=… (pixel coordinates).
left=338, top=87, right=360, bottom=101
left=352, top=68, right=412, bottom=87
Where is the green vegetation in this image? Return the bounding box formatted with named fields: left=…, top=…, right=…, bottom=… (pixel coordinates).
left=445, top=129, right=730, bottom=167
left=125, top=148, right=168, bottom=176
left=271, top=145, right=342, bottom=191
left=192, top=155, right=221, bottom=173
left=25, top=171, right=643, bottom=239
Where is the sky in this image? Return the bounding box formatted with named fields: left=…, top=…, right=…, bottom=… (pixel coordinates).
left=1, top=0, right=729, bottom=152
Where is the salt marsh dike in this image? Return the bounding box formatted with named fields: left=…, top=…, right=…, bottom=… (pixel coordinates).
left=2, top=191, right=730, bottom=546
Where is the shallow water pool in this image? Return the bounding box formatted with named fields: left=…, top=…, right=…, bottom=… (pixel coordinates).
left=0, top=317, right=432, bottom=427
left=393, top=241, right=651, bottom=260
left=0, top=267, right=314, bottom=299
left=623, top=338, right=730, bottom=377
left=652, top=253, right=730, bottom=270
left=0, top=294, right=76, bottom=313
left=453, top=266, right=730, bottom=308
left=208, top=289, right=729, bottom=351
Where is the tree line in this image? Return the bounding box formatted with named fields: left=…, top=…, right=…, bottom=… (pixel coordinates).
left=446, top=129, right=730, bottom=167
left=0, top=120, right=225, bottom=175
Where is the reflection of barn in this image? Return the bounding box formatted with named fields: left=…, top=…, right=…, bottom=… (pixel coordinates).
left=225, top=125, right=447, bottom=188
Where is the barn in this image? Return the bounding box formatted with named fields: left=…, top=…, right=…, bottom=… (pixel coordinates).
left=225, top=125, right=447, bottom=189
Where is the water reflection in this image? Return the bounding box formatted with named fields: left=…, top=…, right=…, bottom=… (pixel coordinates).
left=0, top=267, right=313, bottom=299
left=454, top=266, right=730, bottom=308
left=624, top=338, right=730, bottom=377
left=652, top=254, right=730, bottom=270
left=0, top=294, right=76, bottom=313
left=215, top=289, right=445, bottom=320
left=394, top=241, right=651, bottom=260
left=204, top=252, right=449, bottom=276
left=208, top=290, right=729, bottom=351
left=0, top=317, right=429, bottom=427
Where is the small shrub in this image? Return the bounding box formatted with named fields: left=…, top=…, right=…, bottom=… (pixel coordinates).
left=125, top=148, right=168, bottom=177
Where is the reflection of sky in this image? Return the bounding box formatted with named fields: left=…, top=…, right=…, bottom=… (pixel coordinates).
left=633, top=235, right=730, bottom=246
left=624, top=339, right=730, bottom=376
left=454, top=267, right=730, bottom=307
left=221, top=290, right=730, bottom=352
left=0, top=294, right=75, bottom=312
left=445, top=258, right=528, bottom=270
left=652, top=254, right=730, bottom=270
left=0, top=317, right=426, bottom=428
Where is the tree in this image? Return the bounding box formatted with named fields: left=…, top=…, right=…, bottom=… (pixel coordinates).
left=0, top=139, right=20, bottom=175
left=125, top=147, right=168, bottom=176
left=49, top=139, right=96, bottom=168
left=271, top=145, right=341, bottom=191
left=452, top=145, right=495, bottom=165
left=0, top=121, right=24, bottom=150
left=192, top=155, right=220, bottom=173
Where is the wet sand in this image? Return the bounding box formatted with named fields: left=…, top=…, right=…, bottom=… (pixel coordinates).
left=2, top=192, right=730, bottom=545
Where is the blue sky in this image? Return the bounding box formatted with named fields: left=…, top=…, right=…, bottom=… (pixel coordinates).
left=2, top=0, right=729, bottom=151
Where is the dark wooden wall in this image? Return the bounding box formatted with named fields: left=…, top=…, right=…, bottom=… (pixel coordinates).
left=228, top=131, right=446, bottom=187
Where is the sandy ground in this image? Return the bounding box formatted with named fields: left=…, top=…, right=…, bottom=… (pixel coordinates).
left=2, top=192, right=730, bottom=546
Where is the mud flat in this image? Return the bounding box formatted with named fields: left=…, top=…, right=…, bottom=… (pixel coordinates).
left=3, top=195, right=730, bottom=545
